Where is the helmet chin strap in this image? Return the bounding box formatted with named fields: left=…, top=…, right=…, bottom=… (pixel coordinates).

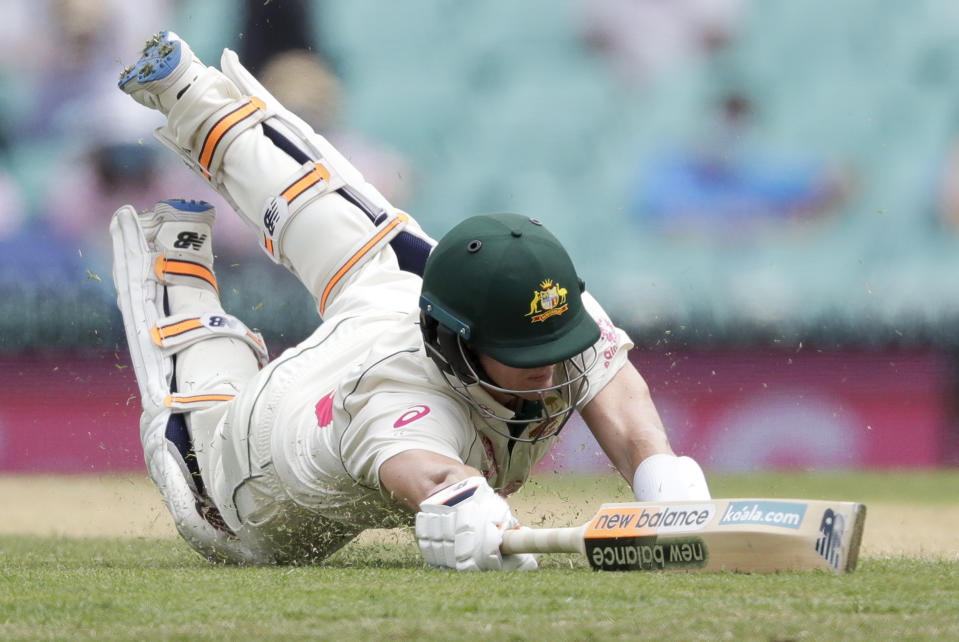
left=449, top=340, right=599, bottom=444
left=421, top=310, right=599, bottom=443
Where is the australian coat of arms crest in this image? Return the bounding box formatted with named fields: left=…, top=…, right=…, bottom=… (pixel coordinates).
left=526, top=279, right=569, bottom=323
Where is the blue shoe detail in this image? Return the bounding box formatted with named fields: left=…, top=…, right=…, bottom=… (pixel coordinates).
left=160, top=199, right=214, bottom=213
left=118, top=31, right=182, bottom=90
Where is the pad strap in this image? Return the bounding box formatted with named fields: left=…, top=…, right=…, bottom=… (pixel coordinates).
left=319, top=210, right=409, bottom=316
left=153, top=253, right=218, bottom=295
left=164, top=392, right=237, bottom=413
left=260, top=160, right=345, bottom=263
left=195, top=96, right=268, bottom=180
left=150, top=312, right=269, bottom=365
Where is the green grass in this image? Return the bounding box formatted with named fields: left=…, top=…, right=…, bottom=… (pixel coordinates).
left=2, top=472, right=958, bottom=640
left=707, top=469, right=959, bottom=504
left=1, top=537, right=956, bottom=640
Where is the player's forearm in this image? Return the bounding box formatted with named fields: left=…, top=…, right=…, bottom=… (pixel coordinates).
left=583, top=362, right=711, bottom=501
left=379, top=449, right=483, bottom=511
left=581, top=362, right=673, bottom=480
left=594, top=419, right=674, bottom=483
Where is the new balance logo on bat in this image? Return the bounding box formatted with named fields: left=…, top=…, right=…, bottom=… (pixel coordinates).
left=587, top=537, right=708, bottom=571
left=815, top=508, right=845, bottom=570
left=173, top=231, right=207, bottom=250
left=587, top=504, right=716, bottom=536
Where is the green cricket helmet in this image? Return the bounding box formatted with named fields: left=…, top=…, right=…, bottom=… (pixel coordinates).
left=419, top=213, right=601, bottom=441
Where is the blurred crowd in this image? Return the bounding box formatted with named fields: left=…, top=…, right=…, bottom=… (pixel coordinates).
left=3, top=0, right=959, bottom=351
left=0, top=0, right=414, bottom=297
left=0, top=0, right=849, bottom=280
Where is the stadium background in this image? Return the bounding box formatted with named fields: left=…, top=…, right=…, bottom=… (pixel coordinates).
left=1, top=0, right=958, bottom=476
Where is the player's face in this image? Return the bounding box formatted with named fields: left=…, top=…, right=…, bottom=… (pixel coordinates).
left=476, top=353, right=556, bottom=404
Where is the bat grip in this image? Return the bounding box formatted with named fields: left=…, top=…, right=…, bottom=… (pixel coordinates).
left=501, top=526, right=586, bottom=555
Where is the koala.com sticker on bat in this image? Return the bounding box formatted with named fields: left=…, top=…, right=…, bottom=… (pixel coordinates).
left=718, top=501, right=807, bottom=530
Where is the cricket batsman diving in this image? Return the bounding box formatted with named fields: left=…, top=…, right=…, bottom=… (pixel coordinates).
left=111, top=31, right=710, bottom=569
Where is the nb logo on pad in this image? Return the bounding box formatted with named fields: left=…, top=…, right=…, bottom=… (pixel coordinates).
left=263, top=201, right=280, bottom=235
left=173, top=231, right=207, bottom=250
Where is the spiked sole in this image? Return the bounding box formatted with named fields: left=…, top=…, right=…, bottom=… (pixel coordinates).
left=118, top=30, right=184, bottom=91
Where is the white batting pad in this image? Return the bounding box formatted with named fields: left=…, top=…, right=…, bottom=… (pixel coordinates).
left=111, top=204, right=171, bottom=426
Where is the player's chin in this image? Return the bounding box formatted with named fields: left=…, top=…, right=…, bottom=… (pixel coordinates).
left=514, top=389, right=545, bottom=402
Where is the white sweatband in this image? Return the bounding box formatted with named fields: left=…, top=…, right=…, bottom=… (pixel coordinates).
left=632, top=454, right=711, bottom=502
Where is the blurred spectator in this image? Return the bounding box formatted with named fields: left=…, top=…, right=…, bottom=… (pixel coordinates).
left=239, top=0, right=317, bottom=76
left=0, top=170, right=25, bottom=241
left=0, top=0, right=221, bottom=277
left=581, top=0, right=746, bottom=88
left=40, top=91, right=253, bottom=273
left=935, top=139, right=959, bottom=234
left=237, top=0, right=415, bottom=208
left=257, top=50, right=416, bottom=207
left=239, top=0, right=413, bottom=207
left=0, top=0, right=171, bottom=142
left=629, top=91, right=854, bottom=241
left=40, top=127, right=255, bottom=275
left=34, top=0, right=412, bottom=273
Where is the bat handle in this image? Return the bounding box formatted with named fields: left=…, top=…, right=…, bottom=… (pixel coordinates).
left=501, top=526, right=587, bottom=556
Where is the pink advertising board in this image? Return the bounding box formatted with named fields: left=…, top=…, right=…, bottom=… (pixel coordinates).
left=0, top=352, right=142, bottom=472
left=0, top=349, right=953, bottom=473
left=545, top=348, right=955, bottom=472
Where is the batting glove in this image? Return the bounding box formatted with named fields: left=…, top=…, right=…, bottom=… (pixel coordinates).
left=415, top=476, right=538, bottom=572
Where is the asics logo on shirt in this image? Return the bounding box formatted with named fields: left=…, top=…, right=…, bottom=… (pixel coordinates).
left=394, top=405, right=431, bottom=428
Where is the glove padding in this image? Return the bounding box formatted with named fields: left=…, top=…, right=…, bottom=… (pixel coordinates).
left=632, top=454, right=711, bottom=502
left=415, top=476, right=538, bottom=572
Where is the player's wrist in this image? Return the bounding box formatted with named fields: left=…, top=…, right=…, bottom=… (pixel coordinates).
left=632, top=453, right=711, bottom=502
left=418, top=475, right=489, bottom=508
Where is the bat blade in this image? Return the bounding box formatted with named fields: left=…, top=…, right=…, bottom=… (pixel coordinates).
left=501, top=498, right=866, bottom=573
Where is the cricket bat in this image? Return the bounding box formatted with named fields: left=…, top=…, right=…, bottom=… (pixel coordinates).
left=501, top=498, right=866, bottom=573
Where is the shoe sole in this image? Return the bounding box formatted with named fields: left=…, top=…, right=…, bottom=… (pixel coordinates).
left=118, top=31, right=184, bottom=91
left=158, top=199, right=214, bottom=214
left=138, top=200, right=216, bottom=244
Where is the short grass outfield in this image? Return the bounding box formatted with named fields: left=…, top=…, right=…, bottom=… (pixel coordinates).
left=1, top=471, right=957, bottom=640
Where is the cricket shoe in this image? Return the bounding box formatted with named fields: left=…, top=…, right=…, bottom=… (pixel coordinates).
left=118, top=31, right=207, bottom=114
